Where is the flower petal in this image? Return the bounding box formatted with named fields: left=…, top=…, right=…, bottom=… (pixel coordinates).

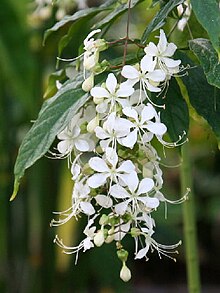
left=105, top=147, right=118, bottom=167
left=162, top=57, right=181, bottom=68
left=115, top=200, right=130, bottom=215
left=117, top=84, right=134, bottom=97
left=91, top=87, right=110, bottom=98
left=144, top=42, right=158, bottom=56
left=123, top=107, right=138, bottom=121
left=121, top=65, right=139, bottom=79
left=140, top=55, right=156, bottom=73
left=110, top=184, right=129, bottom=199
left=164, top=42, right=177, bottom=57
left=145, top=121, right=167, bottom=135
left=87, top=173, right=109, bottom=188
left=89, top=157, right=109, bottom=172
left=80, top=201, right=95, bottom=215
left=106, top=73, right=117, bottom=94
left=147, top=69, right=166, bottom=82
left=137, top=178, right=154, bottom=194
left=158, top=29, right=167, bottom=53
left=75, top=138, right=90, bottom=152
left=135, top=245, right=149, bottom=259
left=117, top=160, right=136, bottom=173
left=95, top=194, right=113, bottom=208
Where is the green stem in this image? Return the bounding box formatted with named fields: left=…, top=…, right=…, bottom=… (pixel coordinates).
left=180, top=143, right=201, bottom=293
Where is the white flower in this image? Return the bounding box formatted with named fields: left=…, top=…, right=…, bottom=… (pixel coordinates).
left=72, top=181, right=95, bottom=216
left=57, top=114, right=95, bottom=154
left=122, top=56, right=166, bottom=93
left=135, top=231, right=181, bottom=261
left=144, top=29, right=181, bottom=76
left=95, top=112, right=133, bottom=150
left=121, top=104, right=167, bottom=148
left=87, top=147, right=136, bottom=188
left=90, top=73, right=134, bottom=113
left=110, top=171, right=157, bottom=215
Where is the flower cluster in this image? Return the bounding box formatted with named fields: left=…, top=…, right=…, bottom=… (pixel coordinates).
left=51, top=29, right=188, bottom=281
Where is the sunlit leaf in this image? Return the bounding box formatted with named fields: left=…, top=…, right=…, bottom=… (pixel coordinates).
left=141, top=0, right=184, bottom=44
left=189, top=38, right=220, bottom=89
left=180, top=52, right=220, bottom=141
left=191, top=0, right=220, bottom=58
left=11, top=85, right=89, bottom=200
left=92, top=0, right=144, bottom=29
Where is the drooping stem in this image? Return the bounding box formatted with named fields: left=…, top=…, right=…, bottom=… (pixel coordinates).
left=180, top=143, right=201, bottom=293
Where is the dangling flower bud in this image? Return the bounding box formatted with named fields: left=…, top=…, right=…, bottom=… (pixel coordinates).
left=87, top=115, right=99, bottom=133
left=120, top=263, right=131, bottom=282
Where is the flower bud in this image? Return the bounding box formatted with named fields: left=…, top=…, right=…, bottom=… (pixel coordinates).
left=82, top=74, right=94, bottom=92
left=87, top=116, right=99, bottom=133
left=120, top=263, right=131, bottom=282
left=95, top=39, right=108, bottom=52
left=94, top=230, right=105, bottom=247
left=117, top=249, right=128, bottom=262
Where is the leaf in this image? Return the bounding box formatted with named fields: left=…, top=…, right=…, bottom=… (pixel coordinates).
left=11, top=85, right=89, bottom=200
left=160, top=78, right=189, bottom=142
left=92, top=0, right=144, bottom=30
left=180, top=52, right=220, bottom=141
left=141, top=0, right=184, bottom=44
left=191, top=0, right=220, bottom=58
left=43, top=69, right=66, bottom=99
left=189, top=38, right=220, bottom=89
left=43, top=2, right=114, bottom=44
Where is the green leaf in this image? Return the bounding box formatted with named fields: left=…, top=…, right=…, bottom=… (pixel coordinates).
left=43, top=2, right=114, bottom=44
left=180, top=52, right=220, bottom=141
left=141, top=0, right=184, bottom=44
left=92, top=0, right=144, bottom=30
left=191, top=0, right=220, bottom=58
left=11, top=85, right=88, bottom=200
left=189, top=38, right=220, bottom=89
left=160, top=78, right=189, bottom=142
left=43, top=69, right=66, bottom=99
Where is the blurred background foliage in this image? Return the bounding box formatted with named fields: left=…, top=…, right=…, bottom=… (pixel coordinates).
left=0, top=0, right=220, bottom=292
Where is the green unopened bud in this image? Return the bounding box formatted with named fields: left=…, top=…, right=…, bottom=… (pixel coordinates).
left=93, top=60, right=109, bottom=74
left=120, top=263, right=131, bottom=282
left=105, top=227, right=115, bottom=243
left=82, top=74, right=94, bottom=92
left=130, top=227, right=141, bottom=237
left=95, top=39, right=108, bottom=52
left=117, top=249, right=128, bottom=262
left=99, top=214, right=109, bottom=225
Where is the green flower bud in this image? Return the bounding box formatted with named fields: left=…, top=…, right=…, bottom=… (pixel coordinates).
left=117, top=249, right=128, bottom=262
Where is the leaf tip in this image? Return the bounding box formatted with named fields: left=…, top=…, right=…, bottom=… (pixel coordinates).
left=10, top=180, right=20, bottom=201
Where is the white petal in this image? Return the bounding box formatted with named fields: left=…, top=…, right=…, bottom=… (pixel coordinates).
left=144, top=42, right=158, bottom=56
left=147, top=69, right=166, bottom=82
left=121, top=65, right=139, bottom=79
left=95, top=126, right=109, bottom=139
left=119, top=129, right=138, bottom=149
left=57, top=140, right=70, bottom=154
left=126, top=171, right=139, bottom=193
left=114, top=222, right=131, bottom=241
left=145, top=121, right=167, bottom=135
left=137, top=178, right=154, bottom=194
left=164, top=42, right=177, bottom=57
left=117, top=84, right=134, bottom=97
left=139, top=197, right=160, bottom=209
left=162, top=57, right=181, bottom=68
left=115, top=200, right=130, bottom=215
left=95, top=194, right=113, bottom=208
left=80, top=201, right=95, bottom=215
left=122, top=107, right=138, bottom=121
left=89, top=157, right=109, bottom=172
left=117, top=160, right=136, bottom=173
left=106, top=73, right=117, bottom=94
left=140, top=55, right=156, bottom=73
left=105, top=147, right=118, bottom=167
left=135, top=245, right=149, bottom=259
left=145, top=80, right=161, bottom=92
left=96, top=101, right=108, bottom=113
left=87, top=173, right=109, bottom=188
left=75, top=138, right=90, bottom=152
left=110, top=184, right=129, bottom=199
left=158, top=29, right=167, bottom=53
left=91, top=87, right=110, bottom=98
left=141, top=104, right=156, bottom=123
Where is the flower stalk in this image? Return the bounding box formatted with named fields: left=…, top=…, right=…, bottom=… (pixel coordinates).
left=180, top=143, right=201, bottom=293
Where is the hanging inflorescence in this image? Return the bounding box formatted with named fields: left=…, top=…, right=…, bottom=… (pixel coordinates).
left=50, top=29, right=189, bottom=282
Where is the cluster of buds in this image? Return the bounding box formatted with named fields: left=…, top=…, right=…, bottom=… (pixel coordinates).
left=51, top=29, right=188, bottom=281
